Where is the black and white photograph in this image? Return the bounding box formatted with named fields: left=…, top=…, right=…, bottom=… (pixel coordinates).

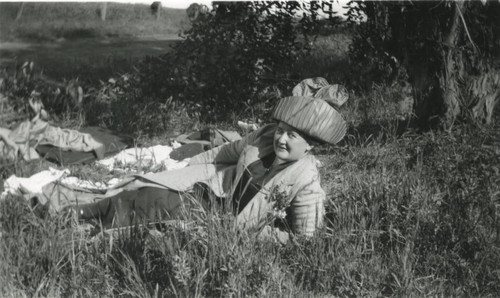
left=0, top=0, right=499, bottom=296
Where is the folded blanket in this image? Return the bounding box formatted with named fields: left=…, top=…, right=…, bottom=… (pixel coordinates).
left=36, top=126, right=133, bottom=165
left=10, top=119, right=102, bottom=153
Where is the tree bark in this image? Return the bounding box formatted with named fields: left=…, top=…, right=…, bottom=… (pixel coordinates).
left=407, top=2, right=464, bottom=129
left=469, top=72, right=500, bottom=125
left=408, top=61, right=442, bottom=129
left=439, top=1, right=463, bottom=128
left=441, top=2, right=499, bottom=126
left=370, top=1, right=498, bottom=127
left=473, top=90, right=500, bottom=124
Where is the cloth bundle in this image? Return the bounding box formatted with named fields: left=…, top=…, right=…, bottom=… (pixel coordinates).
left=96, top=144, right=190, bottom=172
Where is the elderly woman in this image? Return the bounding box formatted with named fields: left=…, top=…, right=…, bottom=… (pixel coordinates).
left=68, top=95, right=346, bottom=241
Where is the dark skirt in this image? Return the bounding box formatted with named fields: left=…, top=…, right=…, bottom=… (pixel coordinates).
left=73, top=187, right=184, bottom=229
left=71, top=184, right=221, bottom=229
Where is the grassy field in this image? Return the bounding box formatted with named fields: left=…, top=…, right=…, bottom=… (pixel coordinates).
left=0, top=2, right=187, bottom=41
left=1, top=8, right=500, bottom=297
left=2, top=117, right=498, bottom=297
left=0, top=2, right=186, bottom=81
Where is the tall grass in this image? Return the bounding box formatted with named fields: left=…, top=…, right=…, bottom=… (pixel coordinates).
left=1, top=115, right=499, bottom=296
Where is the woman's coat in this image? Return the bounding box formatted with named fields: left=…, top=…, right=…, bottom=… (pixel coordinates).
left=135, top=123, right=326, bottom=236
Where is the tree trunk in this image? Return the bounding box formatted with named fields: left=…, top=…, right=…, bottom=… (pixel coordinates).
left=378, top=1, right=498, bottom=127
left=439, top=1, right=463, bottom=128
left=442, top=2, right=499, bottom=126
left=15, top=2, right=25, bottom=22
left=473, top=90, right=500, bottom=124
left=468, top=72, right=500, bottom=125
left=407, top=2, right=464, bottom=129
left=408, top=61, right=443, bottom=129
left=100, top=2, right=107, bottom=21
left=156, top=3, right=161, bottom=21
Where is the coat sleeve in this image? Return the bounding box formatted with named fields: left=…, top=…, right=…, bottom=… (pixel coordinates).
left=237, top=165, right=326, bottom=239
left=286, top=174, right=325, bottom=236
left=188, top=124, right=274, bottom=165
left=257, top=180, right=325, bottom=244
left=187, top=137, right=247, bottom=165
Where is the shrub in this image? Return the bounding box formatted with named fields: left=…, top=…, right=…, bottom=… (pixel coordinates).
left=141, top=2, right=316, bottom=122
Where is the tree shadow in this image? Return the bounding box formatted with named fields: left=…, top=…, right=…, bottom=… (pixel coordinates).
left=342, top=117, right=419, bottom=146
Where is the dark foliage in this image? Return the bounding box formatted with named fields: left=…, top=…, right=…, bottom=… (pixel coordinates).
left=346, top=0, right=500, bottom=127
left=140, top=1, right=336, bottom=122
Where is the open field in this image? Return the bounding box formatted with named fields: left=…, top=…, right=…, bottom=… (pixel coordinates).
left=0, top=2, right=186, bottom=81
left=0, top=2, right=187, bottom=42
left=1, top=3, right=500, bottom=297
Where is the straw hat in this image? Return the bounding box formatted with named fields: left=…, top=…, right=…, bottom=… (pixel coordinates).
left=272, top=96, right=346, bottom=144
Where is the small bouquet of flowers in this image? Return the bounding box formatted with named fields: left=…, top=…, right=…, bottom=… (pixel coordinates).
left=268, top=184, right=291, bottom=220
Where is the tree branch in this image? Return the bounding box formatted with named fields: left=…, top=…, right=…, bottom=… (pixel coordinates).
left=456, top=2, right=479, bottom=53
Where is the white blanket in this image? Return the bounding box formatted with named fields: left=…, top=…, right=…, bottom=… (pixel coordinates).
left=96, top=143, right=188, bottom=172
left=2, top=167, right=70, bottom=197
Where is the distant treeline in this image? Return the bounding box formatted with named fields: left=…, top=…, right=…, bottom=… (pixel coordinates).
left=0, top=2, right=188, bottom=41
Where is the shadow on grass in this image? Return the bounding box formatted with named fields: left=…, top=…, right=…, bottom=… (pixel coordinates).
left=343, top=117, right=417, bottom=146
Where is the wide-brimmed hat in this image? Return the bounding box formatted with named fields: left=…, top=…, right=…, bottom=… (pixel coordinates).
left=272, top=96, right=346, bottom=144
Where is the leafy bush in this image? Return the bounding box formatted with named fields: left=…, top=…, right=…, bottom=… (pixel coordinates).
left=345, top=2, right=403, bottom=91
left=0, top=62, right=37, bottom=115
left=83, top=73, right=174, bottom=135
left=141, top=2, right=315, bottom=122
left=0, top=61, right=86, bottom=127
left=0, top=64, right=178, bottom=137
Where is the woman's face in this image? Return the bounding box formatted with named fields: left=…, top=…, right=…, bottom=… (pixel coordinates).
left=273, top=122, right=313, bottom=164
